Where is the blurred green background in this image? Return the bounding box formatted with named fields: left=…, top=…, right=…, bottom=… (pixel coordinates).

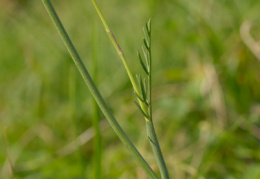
left=1, top=0, right=260, bottom=178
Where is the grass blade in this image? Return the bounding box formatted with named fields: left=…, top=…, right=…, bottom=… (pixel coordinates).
left=135, top=101, right=149, bottom=119
left=143, top=38, right=150, bottom=50
left=140, top=78, right=147, bottom=102
left=138, top=50, right=149, bottom=75
left=142, top=46, right=150, bottom=70
left=146, top=19, right=151, bottom=35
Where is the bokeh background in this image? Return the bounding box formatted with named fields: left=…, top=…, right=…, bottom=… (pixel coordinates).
left=1, top=0, right=260, bottom=178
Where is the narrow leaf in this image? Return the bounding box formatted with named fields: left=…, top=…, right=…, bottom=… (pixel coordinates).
left=136, top=75, right=147, bottom=103
left=146, top=19, right=151, bottom=35
left=148, top=136, right=157, bottom=146
left=143, top=38, right=149, bottom=50
left=140, top=77, right=147, bottom=102
left=142, top=46, right=149, bottom=71
left=143, top=78, right=147, bottom=95
left=135, top=101, right=150, bottom=119
left=134, top=90, right=145, bottom=103
left=143, top=27, right=149, bottom=43
left=134, top=90, right=149, bottom=106
left=137, top=50, right=149, bottom=75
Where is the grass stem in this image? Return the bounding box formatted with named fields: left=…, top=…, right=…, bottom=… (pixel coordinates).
left=91, top=0, right=149, bottom=120
left=146, top=21, right=169, bottom=179
left=91, top=1, right=169, bottom=178
left=146, top=121, right=169, bottom=179
left=41, top=0, right=157, bottom=178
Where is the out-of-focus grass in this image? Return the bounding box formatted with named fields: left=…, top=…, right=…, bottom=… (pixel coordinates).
left=1, top=0, right=260, bottom=178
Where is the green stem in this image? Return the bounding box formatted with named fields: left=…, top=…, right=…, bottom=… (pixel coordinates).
left=91, top=0, right=169, bottom=177
left=146, top=121, right=169, bottom=179
left=147, top=21, right=169, bottom=179
left=91, top=0, right=149, bottom=119
left=41, top=0, right=157, bottom=178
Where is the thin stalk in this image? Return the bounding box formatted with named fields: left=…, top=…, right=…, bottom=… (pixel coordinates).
left=146, top=121, right=169, bottom=179
left=91, top=0, right=169, bottom=177
left=41, top=0, right=157, bottom=178
left=91, top=0, right=149, bottom=119
left=146, top=20, right=169, bottom=179
left=92, top=20, right=102, bottom=179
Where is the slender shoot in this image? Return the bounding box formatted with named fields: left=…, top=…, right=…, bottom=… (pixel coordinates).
left=91, top=0, right=169, bottom=178
left=91, top=0, right=149, bottom=120
left=41, top=0, right=157, bottom=178
left=137, top=20, right=170, bottom=179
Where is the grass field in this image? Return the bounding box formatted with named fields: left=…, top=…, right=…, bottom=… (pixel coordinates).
left=1, top=0, right=260, bottom=178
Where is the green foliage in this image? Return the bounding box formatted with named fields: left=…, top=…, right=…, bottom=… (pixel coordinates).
left=1, top=0, right=260, bottom=178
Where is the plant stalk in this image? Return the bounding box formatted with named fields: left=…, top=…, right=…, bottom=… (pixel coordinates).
left=146, top=26, right=169, bottom=179
left=91, top=0, right=169, bottom=178
left=91, top=0, right=149, bottom=119
left=146, top=121, right=169, bottom=179
left=41, top=0, right=158, bottom=178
